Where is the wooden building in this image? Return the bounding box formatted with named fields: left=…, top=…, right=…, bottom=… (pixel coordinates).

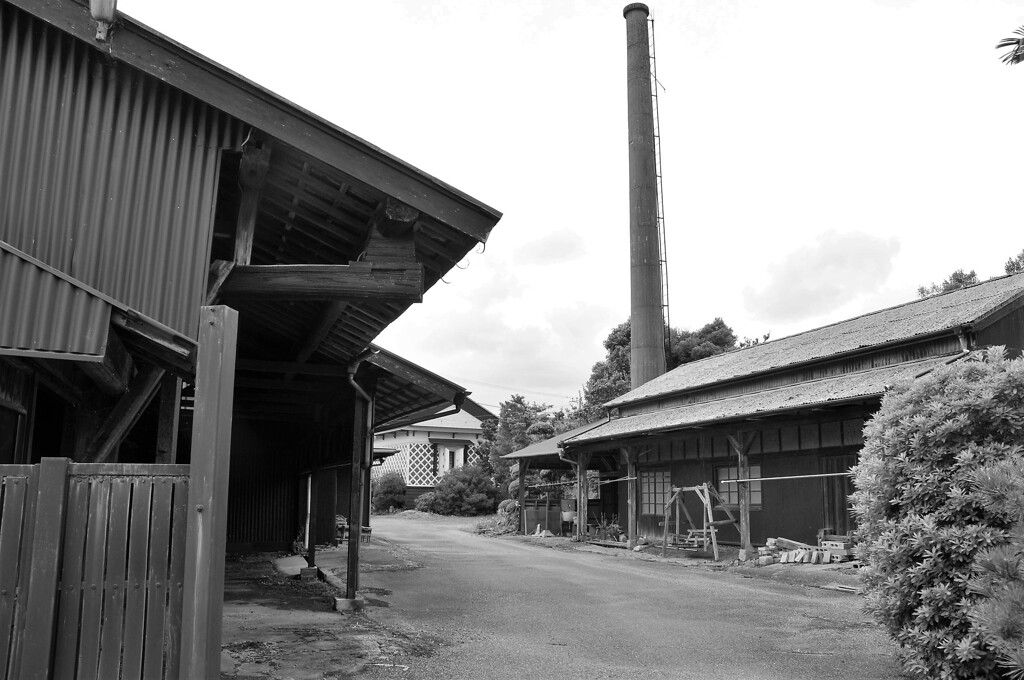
left=0, top=0, right=500, bottom=676
left=373, top=395, right=494, bottom=507
left=554, top=274, right=1024, bottom=552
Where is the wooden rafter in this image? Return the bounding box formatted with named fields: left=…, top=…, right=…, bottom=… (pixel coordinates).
left=234, top=139, right=273, bottom=265
left=86, top=364, right=165, bottom=463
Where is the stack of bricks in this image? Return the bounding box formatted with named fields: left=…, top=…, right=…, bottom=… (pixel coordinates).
left=753, top=536, right=854, bottom=566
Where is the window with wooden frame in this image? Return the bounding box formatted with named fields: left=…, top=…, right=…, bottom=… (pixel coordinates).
left=639, top=469, right=672, bottom=516
left=716, top=464, right=762, bottom=508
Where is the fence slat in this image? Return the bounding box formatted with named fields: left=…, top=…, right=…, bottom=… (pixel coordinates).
left=76, top=478, right=112, bottom=680
left=97, top=477, right=132, bottom=679
left=7, top=467, right=38, bottom=677
left=163, top=477, right=189, bottom=680
left=0, top=476, right=29, bottom=680
left=17, top=458, right=69, bottom=680
left=53, top=477, right=90, bottom=680
left=142, top=479, right=173, bottom=680
left=121, top=478, right=154, bottom=678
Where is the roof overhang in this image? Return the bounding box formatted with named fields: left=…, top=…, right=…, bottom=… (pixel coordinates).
left=568, top=355, right=961, bottom=448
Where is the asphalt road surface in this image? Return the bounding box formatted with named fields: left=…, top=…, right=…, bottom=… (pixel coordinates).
left=358, top=516, right=900, bottom=680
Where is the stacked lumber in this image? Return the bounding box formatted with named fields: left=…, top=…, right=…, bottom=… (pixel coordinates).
left=754, top=536, right=854, bottom=566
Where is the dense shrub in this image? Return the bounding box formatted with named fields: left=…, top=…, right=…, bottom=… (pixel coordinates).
left=371, top=471, right=407, bottom=513
left=852, top=348, right=1024, bottom=679
left=968, top=455, right=1024, bottom=678
left=414, top=464, right=499, bottom=516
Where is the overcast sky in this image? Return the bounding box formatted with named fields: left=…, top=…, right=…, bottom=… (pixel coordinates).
left=122, top=0, right=1024, bottom=412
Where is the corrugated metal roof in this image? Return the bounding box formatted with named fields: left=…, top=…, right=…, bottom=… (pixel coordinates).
left=608, top=273, right=1024, bottom=408
left=504, top=421, right=610, bottom=460
left=0, top=241, right=110, bottom=360
left=572, top=356, right=955, bottom=445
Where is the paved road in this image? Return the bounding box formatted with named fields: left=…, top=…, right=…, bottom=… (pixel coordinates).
left=358, top=517, right=900, bottom=680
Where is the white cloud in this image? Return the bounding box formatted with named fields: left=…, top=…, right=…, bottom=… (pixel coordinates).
left=742, top=231, right=900, bottom=325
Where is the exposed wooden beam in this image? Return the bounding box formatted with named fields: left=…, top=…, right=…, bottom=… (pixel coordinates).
left=234, top=140, right=272, bottom=265
left=372, top=197, right=420, bottom=239
left=87, top=365, right=165, bottom=463
left=365, top=351, right=461, bottom=403
left=20, top=358, right=83, bottom=407
left=293, top=302, right=347, bottom=365
left=218, top=263, right=423, bottom=302
left=156, top=374, right=182, bottom=463
left=206, top=260, right=236, bottom=305
left=110, top=312, right=196, bottom=377
left=77, top=328, right=134, bottom=396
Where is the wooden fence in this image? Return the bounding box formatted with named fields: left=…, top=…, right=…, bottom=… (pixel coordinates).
left=0, top=458, right=190, bottom=680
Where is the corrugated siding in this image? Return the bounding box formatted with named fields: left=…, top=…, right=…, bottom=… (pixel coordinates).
left=0, top=4, right=242, bottom=338
left=0, top=246, right=110, bottom=358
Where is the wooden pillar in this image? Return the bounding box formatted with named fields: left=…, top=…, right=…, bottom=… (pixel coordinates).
left=233, top=140, right=271, bottom=265
left=518, top=459, right=532, bottom=535
left=179, top=305, right=238, bottom=680
left=576, top=452, right=592, bottom=541
left=727, top=432, right=755, bottom=561
left=155, top=374, right=181, bottom=463
left=17, top=457, right=69, bottom=680
left=345, top=384, right=373, bottom=599
left=623, top=448, right=638, bottom=548
left=307, top=467, right=318, bottom=567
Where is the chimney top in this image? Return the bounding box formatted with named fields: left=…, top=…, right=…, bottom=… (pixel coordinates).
left=623, top=3, right=649, bottom=19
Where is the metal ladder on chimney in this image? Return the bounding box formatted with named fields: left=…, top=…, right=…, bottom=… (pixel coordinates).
left=648, top=14, right=671, bottom=360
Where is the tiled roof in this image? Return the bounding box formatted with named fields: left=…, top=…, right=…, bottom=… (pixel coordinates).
left=607, top=273, right=1024, bottom=408
left=571, top=356, right=956, bottom=445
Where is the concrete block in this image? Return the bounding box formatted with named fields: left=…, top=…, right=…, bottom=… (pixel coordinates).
left=299, top=567, right=318, bottom=581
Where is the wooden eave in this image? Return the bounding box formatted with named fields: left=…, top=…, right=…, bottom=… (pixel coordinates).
left=9, top=0, right=502, bottom=244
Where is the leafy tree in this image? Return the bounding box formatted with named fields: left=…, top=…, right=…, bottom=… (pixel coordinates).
left=851, top=347, right=1024, bottom=678
left=371, top=471, right=407, bottom=512
left=575, top=317, right=741, bottom=422
left=414, top=464, right=499, bottom=516
left=917, top=268, right=979, bottom=298
left=668, top=317, right=737, bottom=366
left=1006, top=250, right=1024, bottom=275
left=997, top=26, right=1024, bottom=65
left=483, top=395, right=550, bottom=495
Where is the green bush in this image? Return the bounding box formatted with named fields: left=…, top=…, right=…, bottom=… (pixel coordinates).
left=852, top=348, right=1024, bottom=679
left=414, top=464, right=498, bottom=516
left=371, top=471, right=407, bottom=513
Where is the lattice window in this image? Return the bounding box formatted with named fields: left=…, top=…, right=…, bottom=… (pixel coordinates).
left=716, top=464, right=762, bottom=507
left=640, top=469, right=671, bottom=516
left=406, top=442, right=438, bottom=486
left=466, top=443, right=481, bottom=465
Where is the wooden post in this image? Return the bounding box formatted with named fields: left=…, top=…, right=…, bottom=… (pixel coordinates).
left=17, top=457, right=69, bottom=680
left=179, top=306, right=238, bottom=680
left=233, top=141, right=272, bottom=265
left=727, top=432, right=756, bottom=561
left=519, top=459, right=532, bottom=535
left=623, top=448, right=638, bottom=548
left=576, top=453, right=591, bottom=541
left=155, top=374, right=181, bottom=463
left=307, top=467, right=318, bottom=567
left=346, top=385, right=373, bottom=600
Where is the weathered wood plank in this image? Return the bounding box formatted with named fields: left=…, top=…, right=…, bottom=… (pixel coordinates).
left=69, top=463, right=190, bottom=477
left=164, top=477, right=189, bottom=680
left=0, top=475, right=29, bottom=680
left=120, top=478, right=153, bottom=679
left=53, top=477, right=90, bottom=680
left=97, top=478, right=132, bottom=679
left=17, top=458, right=69, bottom=680
left=142, top=479, right=173, bottom=680
left=234, top=141, right=272, bottom=266
left=7, top=466, right=38, bottom=677
left=180, top=306, right=238, bottom=679
left=75, top=478, right=112, bottom=680
left=219, top=262, right=424, bottom=301
left=156, top=374, right=182, bottom=464
left=205, top=260, right=236, bottom=306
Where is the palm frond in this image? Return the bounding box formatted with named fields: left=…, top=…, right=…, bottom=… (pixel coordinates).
left=996, top=25, right=1024, bottom=65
